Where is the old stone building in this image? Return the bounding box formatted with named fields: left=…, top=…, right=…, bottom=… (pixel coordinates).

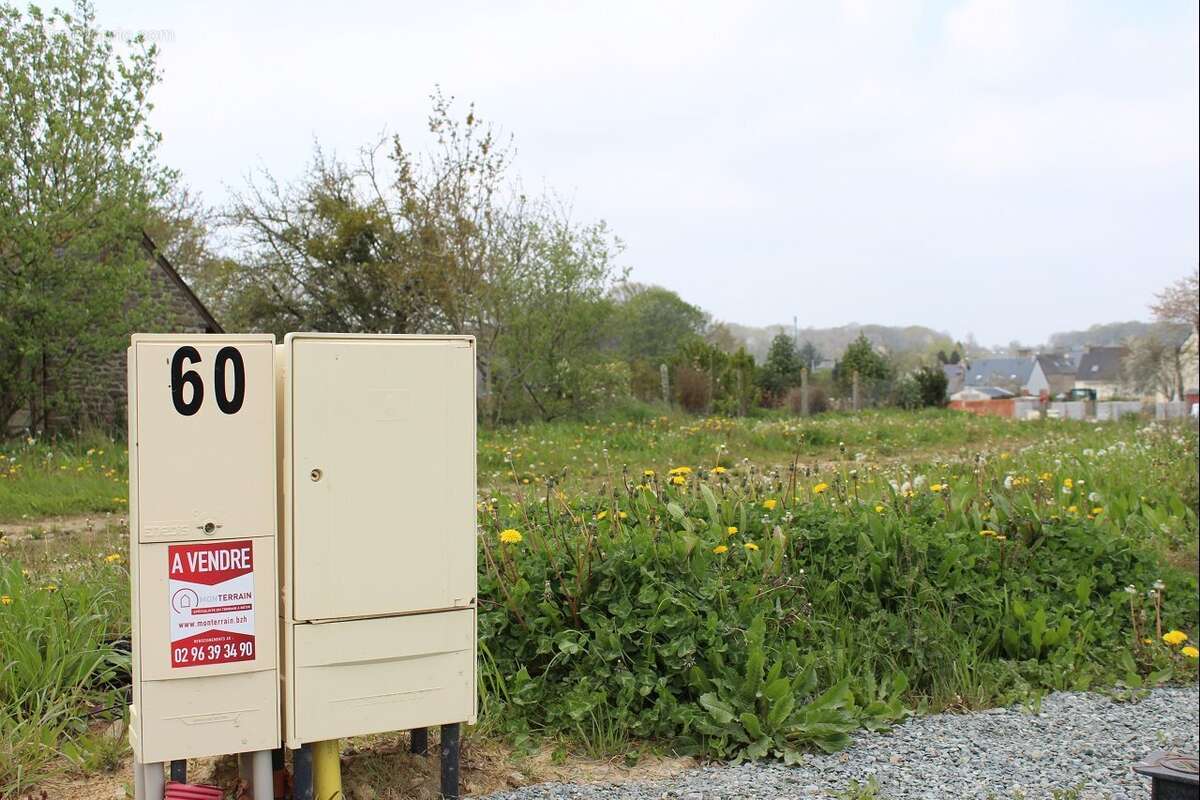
left=5, top=233, right=222, bottom=434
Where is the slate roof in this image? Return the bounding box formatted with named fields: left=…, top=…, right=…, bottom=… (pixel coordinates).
left=964, top=357, right=1036, bottom=388
left=1036, top=353, right=1076, bottom=376
left=1075, top=346, right=1127, bottom=383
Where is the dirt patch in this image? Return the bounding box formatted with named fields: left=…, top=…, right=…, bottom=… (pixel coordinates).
left=25, top=735, right=696, bottom=800
left=0, top=512, right=125, bottom=542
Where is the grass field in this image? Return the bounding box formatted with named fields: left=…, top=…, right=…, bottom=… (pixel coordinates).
left=1, top=410, right=1197, bottom=796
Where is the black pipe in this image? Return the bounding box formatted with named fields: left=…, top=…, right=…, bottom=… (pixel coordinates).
left=440, top=723, right=460, bottom=800
left=411, top=727, right=429, bottom=756
left=293, top=744, right=314, bottom=800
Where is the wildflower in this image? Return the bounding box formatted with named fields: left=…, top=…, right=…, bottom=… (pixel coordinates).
left=618, top=511, right=628, bottom=520
left=104, top=553, right=122, bottom=563
left=498, top=529, right=523, bottom=544
left=1067, top=505, right=1078, bottom=514
left=594, top=511, right=607, bottom=521
left=1143, top=638, right=1153, bottom=645
left=668, top=466, right=692, bottom=475
left=0, top=595, right=11, bottom=606
left=712, top=466, right=727, bottom=475
left=671, top=476, right=686, bottom=486
left=1062, top=478, right=1073, bottom=489
left=726, top=526, right=738, bottom=536
left=712, top=545, right=728, bottom=554
left=1183, top=646, right=1199, bottom=659
left=42, top=584, right=58, bottom=593
left=812, top=483, right=829, bottom=495
left=995, top=534, right=1007, bottom=541
left=980, top=529, right=997, bottom=537
left=1124, top=585, right=1137, bottom=595
left=762, top=499, right=777, bottom=511
left=643, top=469, right=655, bottom=477
left=1163, top=630, right=1188, bottom=646
left=874, top=505, right=885, bottom=513
left=744, top=542, right=759, bottom=551
left=1091, top=507, right=1103, bottom=516
left=1039, top=472, right=1052, bottom=481
left=1153, top=580, right=1165, bottom=591
left=930, top=483, right=943, bottom=493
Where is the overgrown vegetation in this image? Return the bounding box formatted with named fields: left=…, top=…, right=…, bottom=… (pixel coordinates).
left=475, top=416, right=1199, bottom=759
left=2, top=414, right=1197, bottom=791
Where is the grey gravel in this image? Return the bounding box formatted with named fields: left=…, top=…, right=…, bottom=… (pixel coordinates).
left=476, top=687, right=1199, bottom=800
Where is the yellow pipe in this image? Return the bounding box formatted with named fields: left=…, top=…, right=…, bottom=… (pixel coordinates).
left=312, top=739, right=343, bottom=800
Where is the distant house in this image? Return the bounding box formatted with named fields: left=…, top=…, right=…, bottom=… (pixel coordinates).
left=1035, top=353, right=1077, bottom=397
left=964, top=357, right=1046, bottom=396
left=942, top=363, right=966, bottom=397
left=5, top=233, right=222, bottom=434
left=1074, top=346, right=1131, bottom=400
left=951, top=386, right=1015, bottom=402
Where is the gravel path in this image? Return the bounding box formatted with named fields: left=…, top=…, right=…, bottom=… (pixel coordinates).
left=478, top=687, right=1199, bottom=800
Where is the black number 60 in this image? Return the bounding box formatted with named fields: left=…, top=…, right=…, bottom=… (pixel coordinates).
left=170, top=346, right=245, bottom=416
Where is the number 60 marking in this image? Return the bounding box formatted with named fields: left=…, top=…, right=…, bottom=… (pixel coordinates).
left=170, top=346, right=245, bottom=416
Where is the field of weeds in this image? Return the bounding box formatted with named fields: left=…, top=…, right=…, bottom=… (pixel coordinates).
left=1, top=410, right=1197, bottom=797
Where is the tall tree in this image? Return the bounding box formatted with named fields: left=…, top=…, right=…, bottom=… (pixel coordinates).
left=835, top=333, right=891, bottom=395
left=757, top=333, right=802, bottom=403
left=0, top=1, right=171, bottom=431
left=611, top=283, right=706, bottom=365
left=796, top=340, right=822, bottom=373
left=1150, top=268, right=1199, bottom=335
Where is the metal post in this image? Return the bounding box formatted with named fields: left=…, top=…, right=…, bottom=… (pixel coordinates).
left=272, top=748, right=286, bottom=800
left=440, top=723, right=461, bottom=800
left=800, top=367, right=809, bottom=416
left=253, top=750, right=273, bottom=800
left=294, top=744, right=315, bottom=800
left=133, top=759, right=146, bottom=800
left=144, top=762, right=164, bottom=800
left=411, top=727, right=429, bottom=755
left=169, top=759, right=186, bottom=784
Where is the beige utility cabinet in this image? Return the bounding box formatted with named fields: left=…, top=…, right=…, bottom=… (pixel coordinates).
left=127, top=334, right=280, bottom=765
left=278, top=333, right=477, bottom=748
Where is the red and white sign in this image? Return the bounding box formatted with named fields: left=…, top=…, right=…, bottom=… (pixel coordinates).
left=168, top=540, right=256, bottom=668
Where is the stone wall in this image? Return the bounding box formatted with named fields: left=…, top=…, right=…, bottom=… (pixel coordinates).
left=5, top=240, right=222, bottom=436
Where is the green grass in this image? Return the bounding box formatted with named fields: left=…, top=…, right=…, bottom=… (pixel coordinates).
left=0, top=524, right=130, bottom=795
left=1, top=411, right=1197, bottom=788
left=0, top=434, right=128, bottom=522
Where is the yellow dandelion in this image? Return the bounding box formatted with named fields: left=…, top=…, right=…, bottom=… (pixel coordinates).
left=671, top=475, right=686, bottom=486
left=42, top=584, right=58, bottom=593
left=618, top=511, right=628, bottom=520
left=762, top=499, right=777, bottom=510
left=499, top=529, right=523, bottom=544
left=643, top=469, right=655, bottom=477
left=726, top=526, right=738, bottom=536
left=1062, top=478, right=1073, bottom=489
left=930, top=483, right=943, bottom=493
left=1163, top=630, right=1188, bottom=646
left=668, top=466, right=692, bottom=475
left=1067, top=505, right=1078, bottom=514
left=812, top=482, right=829, bottom=495
left=1091, top=507, right=1103, bottom=515
left=712, top=466, right=727, bottom=475
left=595, top=511, right=607, bottom=521
left=104, top=553, right=122, bottom=563
left=712, top=545, right=728, bottom=554
left=874, top=505, right=885, bottom=513
left=0, top=595, right=11, bottom=606
left=1182, top=646, right=1199, bottom=659
left=1040, top=472, right=1052, bottom=481
left=980, top=529, right=997, bottom=537
left=744, top=542, right=759, bottom=551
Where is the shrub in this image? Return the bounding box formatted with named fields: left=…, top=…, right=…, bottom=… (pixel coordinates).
left=675, top=366, right=711, bottom=414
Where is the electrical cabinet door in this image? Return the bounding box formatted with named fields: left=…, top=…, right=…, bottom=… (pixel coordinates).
left=287, top=335, right=476, bottom=621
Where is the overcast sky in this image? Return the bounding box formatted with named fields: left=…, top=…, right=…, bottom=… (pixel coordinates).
left=96, top=0, right=1198, bottom=347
